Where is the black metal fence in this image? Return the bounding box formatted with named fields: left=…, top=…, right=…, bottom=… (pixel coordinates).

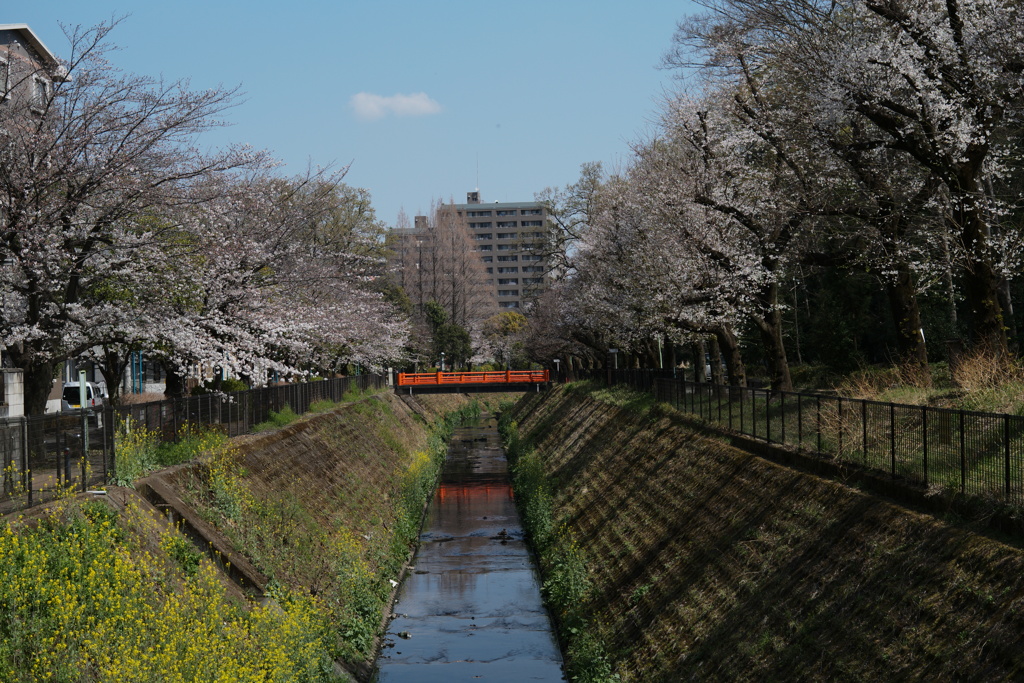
left=0, top=374, right=385, bottom=514
left=571, top=369, right=1024, bottom=507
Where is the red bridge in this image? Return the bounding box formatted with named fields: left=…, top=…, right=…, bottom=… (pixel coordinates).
left=397, top=370, right=550, bottom=392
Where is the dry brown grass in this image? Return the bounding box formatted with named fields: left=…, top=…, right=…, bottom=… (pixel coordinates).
left=118, top=392, right=167, bottom=405
left=834, top=361, right=932, bottom=401
left=951, top=349, right=1024, bottom=391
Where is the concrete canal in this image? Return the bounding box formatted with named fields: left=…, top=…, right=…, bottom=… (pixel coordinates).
left=373, top=414, right=564, bottom=682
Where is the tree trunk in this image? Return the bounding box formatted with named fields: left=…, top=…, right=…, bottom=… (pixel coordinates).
left=954, top=179, right=1008, bottom=356
left=708, top=335, right=724, bottom=387
left=692, top=340, right=706, bottom=383
left=757, top=282, right=793, bottom=392
left=19, top=357, right=57, bottom=416
left=164, top=363, right=187, bottom=399
left=99, top=347, right=132, bottom=406
left=885, top=267, right=932, bottom=387
left=714, top=325, right=747, bottom=387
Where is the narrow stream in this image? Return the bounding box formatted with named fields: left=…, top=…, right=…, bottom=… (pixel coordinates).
left=373, top=414, right=565, bottom=682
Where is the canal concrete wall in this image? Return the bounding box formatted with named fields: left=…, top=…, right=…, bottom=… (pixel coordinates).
left=508, top=384, right=1024, bottom=681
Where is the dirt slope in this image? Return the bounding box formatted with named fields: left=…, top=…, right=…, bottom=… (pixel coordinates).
left=510, top=386, right=1024, bottom=682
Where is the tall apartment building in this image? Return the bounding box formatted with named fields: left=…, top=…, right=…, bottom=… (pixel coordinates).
left=453, top=191, right=550, bottom=311
left=390, top=191, right=551, bottom=313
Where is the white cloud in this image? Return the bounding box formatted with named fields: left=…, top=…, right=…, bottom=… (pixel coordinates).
left=350, top=92, right=442, bottom=121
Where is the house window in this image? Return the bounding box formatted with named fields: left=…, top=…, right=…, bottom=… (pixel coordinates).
left=0, top=58, right=9, bottom=101
left=32, top=78, right=48, bottom=108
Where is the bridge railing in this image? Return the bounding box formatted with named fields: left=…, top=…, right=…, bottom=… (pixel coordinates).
left=397, top=370, right=550, bottom=386
left=574, top=368, right=1024, bottom=508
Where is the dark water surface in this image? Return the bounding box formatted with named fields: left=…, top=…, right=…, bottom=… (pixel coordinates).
left=373, top=415, right=564, bottom=682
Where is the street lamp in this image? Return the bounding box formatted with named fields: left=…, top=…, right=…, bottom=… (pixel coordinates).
left=440, top=352, right=445, bottom=372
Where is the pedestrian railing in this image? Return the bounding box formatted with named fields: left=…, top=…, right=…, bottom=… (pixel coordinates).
left=569, top=369, right=1024, bottom=507
left=0, top=374, right=385, bottom=515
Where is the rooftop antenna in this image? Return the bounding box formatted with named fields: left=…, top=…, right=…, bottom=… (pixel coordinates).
left=476, top=153, right=479, bottom=191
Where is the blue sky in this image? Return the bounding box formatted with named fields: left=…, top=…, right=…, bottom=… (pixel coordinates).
left=11, top=1, right=699, bottom=225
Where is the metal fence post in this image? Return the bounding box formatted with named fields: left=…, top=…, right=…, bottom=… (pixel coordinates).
left=1005, top=414, right=1012, bottom=501
left=797, top=393, right=803, bottom=450
left=862, top=400, right=868, bottom=466
left=960, top=411, right=966, bottom=493
left=838, top=399, right=844, bottom=457
left=816, top=396, right=821, bottom=454
left=922, top=406, right=928, bottom=487
left=780, top=392, right=786, bottom=446
left=890, top=404, right=896, bottom=478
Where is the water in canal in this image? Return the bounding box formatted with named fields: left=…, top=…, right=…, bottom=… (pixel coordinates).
left=373, top=414, right=565, bottom=682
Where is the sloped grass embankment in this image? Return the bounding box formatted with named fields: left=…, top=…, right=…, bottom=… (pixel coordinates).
left=0, top=391, right=489, bottom=682
left=503, top=383, right=1024, bottom=681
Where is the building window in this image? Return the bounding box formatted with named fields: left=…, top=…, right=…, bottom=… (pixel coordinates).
left=496, top=221, right=517, bottom=228
left=477, top=244, right=493, bottom=251
left=522, top=266, right=544, bottom=273
left=473, top=233, right=492, bottom=240
left=0, top=58, right=9, bottom=100
left=481, top=256, right=493, bottom=262
left=521, top=254, right=542, bottom=261
left=497, top=232, right=517, bottom=239
left=468, top=211, right=492, bottom=217
left=521, top=220, right=543, bottom=227
left=498, top=278, right=519, bottom=285
left=521, top=209, right=542, bottom=215
left=32, top=78, right=48, bottom=108
left=496, top=210, right=517, bottom=216
left=499, top=301, right=520, bottom=308
left=485, top=267, right=493, bottom=274
left=497, top=244, right=516, bottom=251
left=498, top=289, right=519, bottom=297
left=469, top=222, right=493, bottom=228
left=523, top=277, right=544, bottom=284
left=528, top=231, right=545, bottom=238
left=497, top=255, right=518, bottom=262
left=497, top=267, right=518, bottom=273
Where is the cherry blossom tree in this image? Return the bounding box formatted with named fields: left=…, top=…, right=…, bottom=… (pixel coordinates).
left=1, top=21, right=409, bottom=413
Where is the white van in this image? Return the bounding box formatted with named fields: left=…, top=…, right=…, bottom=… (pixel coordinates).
left=61, top=381, right=105, bottom=412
